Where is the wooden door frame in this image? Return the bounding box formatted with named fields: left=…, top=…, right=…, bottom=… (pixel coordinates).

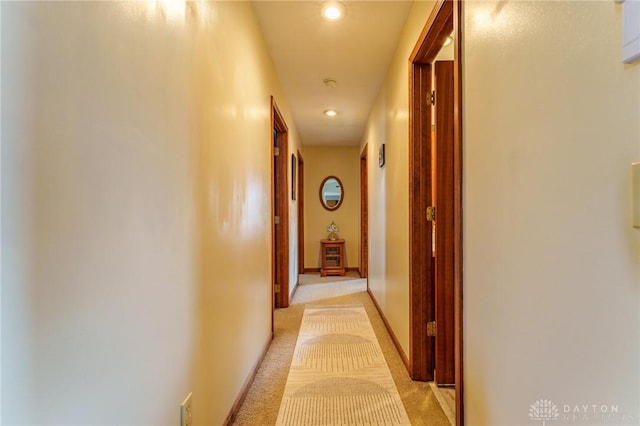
left=271, top=97, right=290, bottom=309
left=408, top=0, right=463, bottom=425
left=360, top=145, right=369, bottom=279
left=297, top=150, right=304, bottom=276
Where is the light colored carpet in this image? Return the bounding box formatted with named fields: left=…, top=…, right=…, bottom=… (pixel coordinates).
left=275, top=304, right=410, bottom=425
left=231, top=273, right=451, bottom=426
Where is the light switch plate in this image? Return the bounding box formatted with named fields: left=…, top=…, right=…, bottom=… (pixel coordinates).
left=180, top=392, right=193, bottom=426
left=632, top=163, right=640, bottom=228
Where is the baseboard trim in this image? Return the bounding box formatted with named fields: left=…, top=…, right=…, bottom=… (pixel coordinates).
left=346, top=267, right=359, bottom=273
left=367, top=288, right=410, bottom=371
left=304, top=267, right=321, bottom=273
left=223, top=334, right=272, bottom=425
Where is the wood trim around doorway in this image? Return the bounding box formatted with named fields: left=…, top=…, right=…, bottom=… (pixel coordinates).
left=271, top=97, right=290, bottom=309
left=297, top=150, right=305, bottom=276
left=452, top=2, right=464, bottom=422
left=360, top=145, right=369, bottom=279
left=408, top=1, right=463, bottom=425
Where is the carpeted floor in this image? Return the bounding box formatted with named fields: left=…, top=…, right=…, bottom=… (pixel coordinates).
left=231, top=273, right=451, bottom=426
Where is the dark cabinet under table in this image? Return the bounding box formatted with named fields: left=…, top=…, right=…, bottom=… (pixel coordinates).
left=320, top=239, right=346, bottom=277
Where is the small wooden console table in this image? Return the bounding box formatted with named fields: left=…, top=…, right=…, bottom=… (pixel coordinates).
left=320, top=239, right=346, bottom=277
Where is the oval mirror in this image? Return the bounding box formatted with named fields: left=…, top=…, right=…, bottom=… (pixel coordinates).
left=319, top=176, right=344, bottom=211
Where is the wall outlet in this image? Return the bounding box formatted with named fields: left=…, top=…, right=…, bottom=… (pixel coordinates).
left=180, top=392, right=193, bottom=426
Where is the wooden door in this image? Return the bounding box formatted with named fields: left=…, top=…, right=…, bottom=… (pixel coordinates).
left=360, top=146, right=368, bottom=279
left=272, top=98, right=289, bottom=309
left=409, top=62, right=435, bottom=381
left=434, top=60, right=455, bottom=385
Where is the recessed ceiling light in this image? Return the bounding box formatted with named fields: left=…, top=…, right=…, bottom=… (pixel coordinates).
left=443, top=35, right=454, bottom=46
left=321, top=2, right=345, bottom=21
left=324, top=109, right=337, bottom=117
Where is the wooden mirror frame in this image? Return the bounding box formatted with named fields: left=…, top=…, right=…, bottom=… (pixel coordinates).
left=319, top=175, right=344, bottom=211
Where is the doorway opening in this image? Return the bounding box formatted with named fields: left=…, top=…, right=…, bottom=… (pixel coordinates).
left=408, top=1, right=463, bottom=425
left=272, top=97, right=290, bottom=310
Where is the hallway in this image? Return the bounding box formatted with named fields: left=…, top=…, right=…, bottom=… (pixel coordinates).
left=2, top=1, right=640, bottom=425
left=230, top=274, right=451, bottom=426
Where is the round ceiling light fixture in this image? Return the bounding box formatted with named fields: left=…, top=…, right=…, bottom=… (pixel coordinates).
left=323, top=78, right=337, bottom=88
left=324, top=109, right=338, bottom=117
left=443, top=35, right=454, bottom=46
left=321, top=2, right=346, bottom=21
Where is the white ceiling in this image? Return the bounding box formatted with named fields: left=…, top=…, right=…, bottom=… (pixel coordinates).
left=252, top=1, right=413, bottom=146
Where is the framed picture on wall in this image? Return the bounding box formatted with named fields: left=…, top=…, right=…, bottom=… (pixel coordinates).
left=291, top=153, right=296, bottom=200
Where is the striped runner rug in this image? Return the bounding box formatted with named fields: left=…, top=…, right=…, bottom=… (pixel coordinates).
left=275, top=304, right=410, bottom=425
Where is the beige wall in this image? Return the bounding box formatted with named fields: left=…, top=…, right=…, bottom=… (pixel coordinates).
left=360, top=0, right=436, bottom=358
left=363, top=1, right=640, bottom=423
left=463, top=1, right=640, bottom=424
left=1, top=2, right=300, bottom=425
left=303, top=146, right=359, bottom=270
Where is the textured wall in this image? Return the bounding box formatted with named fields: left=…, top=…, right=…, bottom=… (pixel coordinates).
left=1, top=2, right=300, bottom=424
left=360, top=0, right=436, bottom=358
left=303, top=146, right=360, bottom=271
left=463, top=1, right=640, bottom=424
